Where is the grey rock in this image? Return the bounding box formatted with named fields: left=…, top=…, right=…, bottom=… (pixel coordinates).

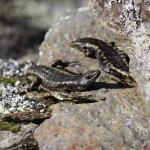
left=0, top=59, right=51, bottom=149
left=0, top=123, right=38, bottom=150
left=144, top=82, right=150, bottom=98
left=88, top=0, right=150, bottom=32
left=35, top=6, right=150, bottom=149
left=0, top=59, right=47, bottom=114
left=38, top=7, right=117, bottom=67
left=34, top=102, right=147, bottom=150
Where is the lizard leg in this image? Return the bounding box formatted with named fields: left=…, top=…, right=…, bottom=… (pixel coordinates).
left=27, top=76, right=42, bottom=91
left=51, top=59, right=80, bottom=68
left=51, top=59, right=81, bottom=75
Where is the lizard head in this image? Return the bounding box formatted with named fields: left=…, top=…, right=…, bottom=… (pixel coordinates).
left=78, top=70, right=100, bottom=90
left=70, top=38, right=98, bottom=58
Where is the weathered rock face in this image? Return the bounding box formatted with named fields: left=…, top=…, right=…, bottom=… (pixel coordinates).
left=34, top=5, right=150, bottom=149
left=89, top=1, right=150, bottom=148
left=88, top=0, right=150, bottom=98
left=0, top=123, right=38, bottom=149
left=38, top=7, right=121, bottom=71
left=0, top=59, right=53, bottom=149
left=89, top=0, right=150, bottom=32
left=34, top=100, right=147, bottom=150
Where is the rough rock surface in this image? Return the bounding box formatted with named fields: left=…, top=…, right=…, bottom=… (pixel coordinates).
left=89, top=0, right=150, bottom=32
left=0, top=123, right=38, bottom=149
left=34, top=100, right=147, bottom=150
left=0, top=59, right=52, bottom=149
left=88, top=0, right=150, bottom=99
left=34, top=5, right=150, bottom=150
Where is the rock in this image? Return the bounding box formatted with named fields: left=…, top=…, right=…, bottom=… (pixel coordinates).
left=0, top=123, right=38, bottom=149
left=35, top=7, right=150, bottom=149
left=144, top=82, right=150, bottom=99
left=88, top=0, right=150, bottom=86
left=88, top=0, right=150, bottom=33
left=34, top=102, right=147, bottom=150
left=0, top=59, right=53, bottom=149
left=0, top=59, right=48, bottom=115
left=38, top=7, right=118, bottom=67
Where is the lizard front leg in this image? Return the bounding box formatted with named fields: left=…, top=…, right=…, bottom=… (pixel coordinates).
left=51, top=59, right=80, bottom=68
left=27, top=76, right=42, bottom=91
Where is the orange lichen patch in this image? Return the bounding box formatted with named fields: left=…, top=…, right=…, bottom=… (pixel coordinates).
left=116, top=144, right=121, bottom=150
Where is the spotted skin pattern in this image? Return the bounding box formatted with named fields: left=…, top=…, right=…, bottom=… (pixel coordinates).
left=70, top=37, right=136, bottom=86
left=27, top=64, right=100, bottom=92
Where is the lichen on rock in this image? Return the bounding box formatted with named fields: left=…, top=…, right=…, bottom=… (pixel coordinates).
left=0, top=59, right=47, bottom=114
left=36, top=5, right=150, bottom=149
left=0, top=58, right=54, bottom=124
left=0, top=59, right=51, bottom=149
left=88, top=0, right=146, bottom=32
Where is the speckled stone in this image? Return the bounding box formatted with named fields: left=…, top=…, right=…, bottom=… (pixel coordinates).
left=88, top=0, right=150, bottom=33
left=0, top=123, right=38, bottom=149
left=35, top=6, right=150, bottom=149
left=34, top=101, right=148, bottom=150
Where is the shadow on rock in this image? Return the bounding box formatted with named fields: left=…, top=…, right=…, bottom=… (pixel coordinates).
left=92, top=82, right=135, bottom=91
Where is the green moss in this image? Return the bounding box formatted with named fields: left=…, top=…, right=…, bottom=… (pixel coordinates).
left=0, top=77, right=18, bottom=85
left=0, top=121, right=21, bottom=133
left=0, top=76, right=29, bottom=85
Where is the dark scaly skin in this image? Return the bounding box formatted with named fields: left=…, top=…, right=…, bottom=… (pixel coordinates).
left=27, top=64, right=100, bottom=92
left=70, top=37, right=137, bottom=86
